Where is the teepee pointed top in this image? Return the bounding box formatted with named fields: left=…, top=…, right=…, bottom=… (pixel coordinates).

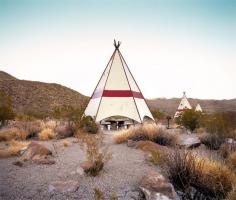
left=114, top=39, right=121, bottom=50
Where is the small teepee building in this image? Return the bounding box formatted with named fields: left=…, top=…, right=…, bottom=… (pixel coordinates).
left=195, top=103, right=202, bottom=112
left=84, top=40, right=154, bottom=126
left=174, top=92, right=192, bottom=118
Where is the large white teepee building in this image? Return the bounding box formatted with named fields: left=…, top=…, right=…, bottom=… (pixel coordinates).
left=84, top=40, right=154, bottom=124
left=195, top=103, right=202, bottom=112
left=174, top=92, right=192, bottom=118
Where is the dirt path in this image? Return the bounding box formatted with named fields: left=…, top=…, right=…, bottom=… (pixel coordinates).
left=0, top=133, right=157, bottom=200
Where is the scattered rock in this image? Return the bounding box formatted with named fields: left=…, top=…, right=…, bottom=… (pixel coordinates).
left=48, top=180, right=79, bottom=193
left=22, top=142, right=52, bottom=161
left=55, top=125, right=73, bottom=139
left=76, top=167, right=84, bottom=176
left=80, top=160, right=94, bottom=171
left=179, top=137, right=201, bottom=149
left=12, top=161, right=23, bottom=167
left=139, top=171, right=177, bottom=200
left=32, top=155, right=55, bottom=165
left=116, top=186, right=144, bottom=200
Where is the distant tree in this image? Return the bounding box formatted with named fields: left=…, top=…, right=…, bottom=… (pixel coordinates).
left=53, top=105, right=83, bottom=125
left=151, top=110, right=166, bottom=120
left=0, top=91, right=15, bottom=127
left=176, top=109, right=201, bottom=132
left=200, top=112, right=236, bottom=138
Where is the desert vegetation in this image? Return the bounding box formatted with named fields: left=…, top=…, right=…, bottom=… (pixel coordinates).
left=0, top=91, right=14, bottom=127
left=77, top=131, right=112, bottom=176
left=159, top=149, right=236, bottom=199
left=1, top=90, right=236, bottom=199
left=113, top=123, right=179, bottom=146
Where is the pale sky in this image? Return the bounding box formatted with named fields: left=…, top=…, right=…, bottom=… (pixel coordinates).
left=0, top=0, right=235, bottom=100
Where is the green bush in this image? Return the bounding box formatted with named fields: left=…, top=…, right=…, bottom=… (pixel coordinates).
left=151, top=109, right=166, bottom=120
left=200, top=112, right=236, bottom=139
left=0, top=91, right=14, bottom=127
left=80, top=116, right=98, bottom=134
left=176, top=109, right=201, bottom=132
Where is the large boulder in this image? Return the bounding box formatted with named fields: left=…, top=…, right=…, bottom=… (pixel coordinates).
left=179, top=136, right=201, bottom=149
left=48, top=180, right=79, bottom=193
left=140, top=171, right=178, bottom=200
left=22, top=141, right=52, bottom=161
left=54, top=125, right=73, bottom=139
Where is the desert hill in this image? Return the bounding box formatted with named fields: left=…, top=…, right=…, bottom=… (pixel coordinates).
left=147, top=98, right=236, bottom=116
left=0, top=71, right=88, bottom=116
left=0, top=70, right=235, bottom=117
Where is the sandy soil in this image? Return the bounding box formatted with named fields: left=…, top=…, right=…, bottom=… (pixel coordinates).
left=0, top=132, right=157, bottom=200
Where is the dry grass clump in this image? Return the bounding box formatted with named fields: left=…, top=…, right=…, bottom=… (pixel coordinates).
left=0, top=121, right=43, bottom=141
left=226, top=187, right=236, bottom=200
left=136, top=141, right=164, bottom=164
left=44, top=120, right=57, bottom=130
left=77, top=131, right=112, bottom=176
left=94, top=187, right=105, bottom=200
left=38, top=128, right=55, bottom=141
left=113, top=123, right=179, bottom=147
left=62, top=139, right=70, bottom=147
left=113, top=123, right=158, bottom=144
left=198, top=132, right=224, bottom=150
left=162, top=149, right=236, bottom=199
left=0, top=128, right=25, bottom=141
left=228, top=152, right=236, bottom=170
left=0, top=140, right=29, bottom=158
left=152, top=130, right=179, bottom=146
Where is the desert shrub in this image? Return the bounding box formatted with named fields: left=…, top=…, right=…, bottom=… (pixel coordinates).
left=110, top=192, right=118, bottom=200
left=176, top=109, right=201, bottom=132
left=220, top=143, right=233, bottom=159
left=44, top=120, right=57, bottom=130
left=151, top=110, right=166, bottom=120
left=152, top=129, right=179, bottom=146
left=63, top=139, right=70, bottom=147
left=162, top=149, right=236, bottom=199
left=0, top=140, right=29, bottom=158
left=94, top=187, right=104, bottom=200
left=199, top=132, right=224, bottom=150
left=77, top=131, right=112, bottom=176
left=113, top=123, right=179, bottom=147
left=12, top=121, right=42, bottom=139
left=226, top=187, right=236, bottom=200
left=0, top=121, right=41, bottom=141
left=15, top=113, right=36, bottom=121
left=200, top=112, right=236, bottom=140
left=136, top=141, right=164, bottom=164
left=228, top=152, right=236, bottom=170
left=38, top=128, right=55, bottom=141
left=113, top=123, right=159, bottom=144
left=195, top=127, right=206, bottom=134
left=52, top=105, right=98, bottom=134
left=80, top=116, right=98, bottom=134
left=0, top=128, right=25, bottom=141
left=0, top=91, right=14, bottom=127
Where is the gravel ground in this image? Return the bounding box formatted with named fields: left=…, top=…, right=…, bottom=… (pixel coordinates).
left=0, top=132, right=157, bottom=200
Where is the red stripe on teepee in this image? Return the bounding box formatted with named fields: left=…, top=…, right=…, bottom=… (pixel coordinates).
left=102, top=90, right=143, bottom=99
